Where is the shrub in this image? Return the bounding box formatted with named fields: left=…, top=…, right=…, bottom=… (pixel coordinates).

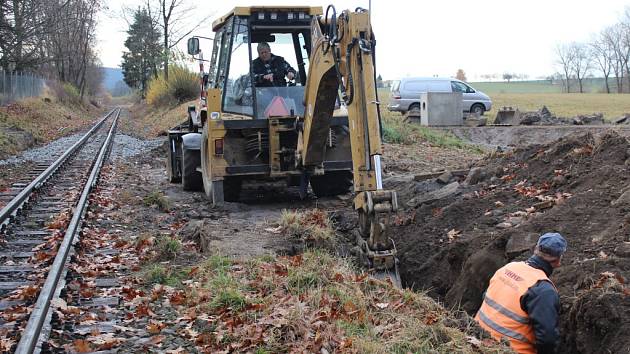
left=146, top=65, right=197, bottom=107
left=48, top=81, right=82, bottom=105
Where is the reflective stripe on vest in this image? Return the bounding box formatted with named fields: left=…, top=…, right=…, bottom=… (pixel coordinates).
left=483, top=295, right=529, bottom=325
left=477, top=309, right=532, bottom=344
left=474, top=261, right=553, bottom=354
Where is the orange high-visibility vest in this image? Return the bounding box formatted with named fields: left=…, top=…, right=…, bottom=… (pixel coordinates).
left=475, top=261, right=555, bottom=354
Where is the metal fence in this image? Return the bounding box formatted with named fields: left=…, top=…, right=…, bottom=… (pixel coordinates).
left=0, top=71, right=45, bottom=105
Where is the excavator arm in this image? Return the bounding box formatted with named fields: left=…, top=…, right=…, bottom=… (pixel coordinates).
left=298, top=6, right=400, bottom=286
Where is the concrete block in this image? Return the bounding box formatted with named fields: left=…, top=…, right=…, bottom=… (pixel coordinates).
left=420, top=92, right=463, bottom=126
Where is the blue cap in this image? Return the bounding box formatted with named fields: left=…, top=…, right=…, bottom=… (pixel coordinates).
left=537, top=232, right=567, bottom=257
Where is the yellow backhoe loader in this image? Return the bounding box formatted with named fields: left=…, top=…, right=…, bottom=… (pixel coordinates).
left=167, top=5, right=400, bottom=285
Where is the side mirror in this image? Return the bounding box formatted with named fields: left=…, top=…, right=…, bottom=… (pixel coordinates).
left=187, top=37, right=200, bottom=55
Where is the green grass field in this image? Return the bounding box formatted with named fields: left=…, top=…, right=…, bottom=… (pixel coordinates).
left=379, top=81, right=630, bottom=120
left=468, top=78, right=616, bottom=94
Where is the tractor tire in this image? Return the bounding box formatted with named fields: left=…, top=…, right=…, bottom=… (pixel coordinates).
left=310, top=171, right=353, bottom=198
left=182, top=146, right=202, bottom=191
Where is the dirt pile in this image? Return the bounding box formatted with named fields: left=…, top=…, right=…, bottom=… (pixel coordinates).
left=494, top=106, right=608, bottom=126
left=389, top=130, right=630, bottom=353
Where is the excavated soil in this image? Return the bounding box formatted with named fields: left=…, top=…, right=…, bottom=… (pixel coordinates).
left=390, top=130, right=630, bottom=353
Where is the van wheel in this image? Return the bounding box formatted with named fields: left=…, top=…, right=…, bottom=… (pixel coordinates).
left=408, top=103, right=420, bottom=112
left=471, top=104, right=485, bottom=116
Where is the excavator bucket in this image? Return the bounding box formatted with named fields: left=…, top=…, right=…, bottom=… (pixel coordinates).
left=494, top=106, right=521, bottom=125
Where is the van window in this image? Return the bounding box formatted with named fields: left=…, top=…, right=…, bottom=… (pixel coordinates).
left=451, top=81, right=474, bottom=93
left=405, top=81, right=428, bottom=92
left=391, top=80, right=400, bottom=92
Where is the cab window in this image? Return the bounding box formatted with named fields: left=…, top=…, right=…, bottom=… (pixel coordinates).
left=223, top=17, right=253, bottom=116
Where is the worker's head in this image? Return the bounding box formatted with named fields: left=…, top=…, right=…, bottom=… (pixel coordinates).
left=257, top=42, right=272, bottom=62
left=534, top=232, right=567, bottom=268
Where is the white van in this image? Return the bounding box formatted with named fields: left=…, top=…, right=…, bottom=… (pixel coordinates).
left=388, top=77, right=492, bottom=115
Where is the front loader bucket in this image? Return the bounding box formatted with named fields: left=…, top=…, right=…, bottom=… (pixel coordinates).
left=494, top=106, right=521, bottom=125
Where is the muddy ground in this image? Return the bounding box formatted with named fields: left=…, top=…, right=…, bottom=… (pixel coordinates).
left=390, top=130, right=630, bottom=354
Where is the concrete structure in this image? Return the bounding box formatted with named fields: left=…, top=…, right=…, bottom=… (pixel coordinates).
left=420, top=92, right=463, bottom=126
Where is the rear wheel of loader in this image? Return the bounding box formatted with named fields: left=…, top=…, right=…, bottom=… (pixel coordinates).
left=310, top=171, right=353, bottom=197
left=182, top=146, right=202, bottom=191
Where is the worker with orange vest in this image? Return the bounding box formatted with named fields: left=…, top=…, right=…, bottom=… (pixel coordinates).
left=475, top=232, right=567, bottom=354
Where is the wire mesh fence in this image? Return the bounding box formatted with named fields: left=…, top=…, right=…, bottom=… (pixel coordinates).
left=0, top=71, right=46, bottom=105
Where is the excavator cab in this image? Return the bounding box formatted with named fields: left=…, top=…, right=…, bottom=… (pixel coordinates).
left=199, top=8, right=315, bottom=120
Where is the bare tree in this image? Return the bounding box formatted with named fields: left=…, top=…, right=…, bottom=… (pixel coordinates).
left=621, top=8, right=630, bottom=91
left=0, top=0, right=103, bottom=98
left=145, top=0, right=212, bottom=80
left=555, top=43, right=575, bottom=93
left=0, top=0, right=52, bottom=71
left=591, top=30, right=615, bottom=93
left=569, top=42, right=591, bottom=93
left=602, top=25, right=626, bottom=93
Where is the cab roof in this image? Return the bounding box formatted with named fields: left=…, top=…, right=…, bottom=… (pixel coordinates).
left=212, top=6, right=323, bottom=31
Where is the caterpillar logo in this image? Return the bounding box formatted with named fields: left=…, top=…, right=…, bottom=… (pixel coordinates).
left=504, top=269, right=524, bottom=282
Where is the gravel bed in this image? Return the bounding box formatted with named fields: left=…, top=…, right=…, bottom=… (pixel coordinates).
left=0, top=132, right=164, bottom=167
left=110, top=134, right=163, bottom=160
left=0, top=133, right=85, bottom=165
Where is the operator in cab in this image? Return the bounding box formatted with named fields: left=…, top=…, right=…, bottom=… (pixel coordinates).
left=475, top=232, right=567, bottom=354
left=252, top=42, right=296, bottom=87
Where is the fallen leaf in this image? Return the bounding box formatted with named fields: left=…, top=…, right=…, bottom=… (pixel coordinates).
left=73, top=339, right=93, bottom=353
left=147, top=320, right=166, bottom=334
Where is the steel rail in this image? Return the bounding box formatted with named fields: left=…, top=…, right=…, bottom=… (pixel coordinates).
left=15, top=108, right=121, bottom=354
left=0, top=108, right=118, bottom=230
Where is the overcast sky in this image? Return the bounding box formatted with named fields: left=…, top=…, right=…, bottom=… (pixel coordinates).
left=97, top=0, right=630, bottom=81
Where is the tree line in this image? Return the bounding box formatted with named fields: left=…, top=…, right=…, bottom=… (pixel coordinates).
left=0, top=0, right=102, bottom=98
left=121, top=0, right=211, bottom=97
left=555, top=7, right=630, bottom=93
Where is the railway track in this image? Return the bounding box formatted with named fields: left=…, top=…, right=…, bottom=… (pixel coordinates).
left=0, top=108, right=121, bottom=352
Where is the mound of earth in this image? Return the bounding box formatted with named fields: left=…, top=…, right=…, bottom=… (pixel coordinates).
left=389, top=130, right=630, bottom=354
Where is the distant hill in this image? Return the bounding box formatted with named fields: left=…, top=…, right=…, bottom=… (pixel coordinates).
left=101, top=67, right=131, bottom=96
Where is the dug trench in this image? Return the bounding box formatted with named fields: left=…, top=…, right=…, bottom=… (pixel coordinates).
left=389, top=130, right=630, bottom=353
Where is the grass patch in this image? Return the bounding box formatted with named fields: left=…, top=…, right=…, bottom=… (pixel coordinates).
left=143, top=191, right=170, bottom=212
left=180, top=250, right=509, bottom=353
left=152, top=235, right=182, bottom=260
left=143, top=264, right=185, bottom=286
left=278, top=209, right=337, bottom=249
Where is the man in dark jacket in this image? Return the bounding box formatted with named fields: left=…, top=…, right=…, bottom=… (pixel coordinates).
left=475, top=233, right=567, bottom=354
left=252, top=42, right=296, bottom=87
